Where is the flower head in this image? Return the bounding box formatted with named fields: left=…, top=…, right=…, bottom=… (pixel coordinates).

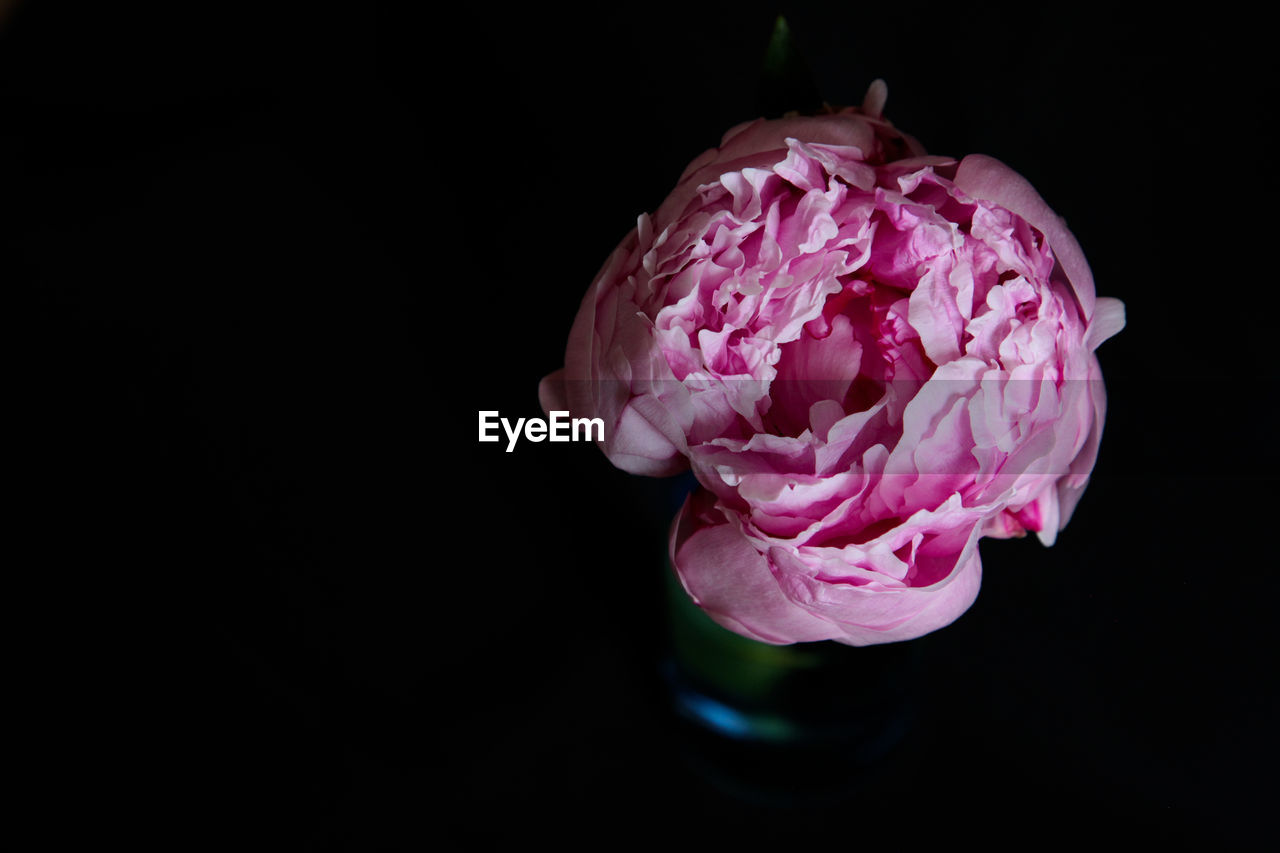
left=541, top=82, right=1124, bottom=645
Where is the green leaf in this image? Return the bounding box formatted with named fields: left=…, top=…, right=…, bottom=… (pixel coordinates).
left=757, top=14, right=822, bottom=118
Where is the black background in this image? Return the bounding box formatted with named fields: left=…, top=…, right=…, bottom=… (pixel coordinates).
left=9, top=1, right=1276, bottom=848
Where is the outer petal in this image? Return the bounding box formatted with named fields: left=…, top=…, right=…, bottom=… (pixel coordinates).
left=839, top=544, right=982, bottom=645
left=670, top=492, right=836, bottom=645
left=779, top=540, right=984, bottom=647
left=537, top=368, right=567, bottom=416
left=608, top=394, right=691, bottom=476
left=953, top=154, right=1097, bottom=321
left=1086, top=296, right=1127, bottom=351
left=1055, top=354, right=1109, bottom=530
left=558, top=236, right=689, bottom=477
left=765, top=499, right=987, bottom=646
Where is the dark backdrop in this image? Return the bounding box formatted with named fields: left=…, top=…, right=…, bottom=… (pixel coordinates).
left=9, top=1, right=1275, bottom=848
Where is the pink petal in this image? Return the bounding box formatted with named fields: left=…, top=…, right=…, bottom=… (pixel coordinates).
left=954, top=154, right=1097, bottom=321
left=1086, top=296, right=1127, bottom=351
left=670, top=493, right=837, bottom=644
left=537, top=368, right=567, bottom=416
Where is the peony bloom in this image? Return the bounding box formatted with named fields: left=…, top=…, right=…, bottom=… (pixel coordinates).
left=540, top=81, right=1125, bottom=646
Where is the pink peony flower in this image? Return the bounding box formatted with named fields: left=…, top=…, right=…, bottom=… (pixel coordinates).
left=540, top=81, right=1125, bottom=646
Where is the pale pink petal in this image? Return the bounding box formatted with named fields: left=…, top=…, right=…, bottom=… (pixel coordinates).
left=537, top=368, right=567, bottom=417
left=861, top=78, right=888, bottom=119
left=1086, top=296, right=1127, bottom=351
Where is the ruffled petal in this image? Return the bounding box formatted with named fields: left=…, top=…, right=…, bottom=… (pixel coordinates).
left=954, top=154, right=1097, bottom=321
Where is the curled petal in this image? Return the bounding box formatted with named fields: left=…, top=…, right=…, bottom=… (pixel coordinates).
left=768, top=519, right=984, bottom=646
